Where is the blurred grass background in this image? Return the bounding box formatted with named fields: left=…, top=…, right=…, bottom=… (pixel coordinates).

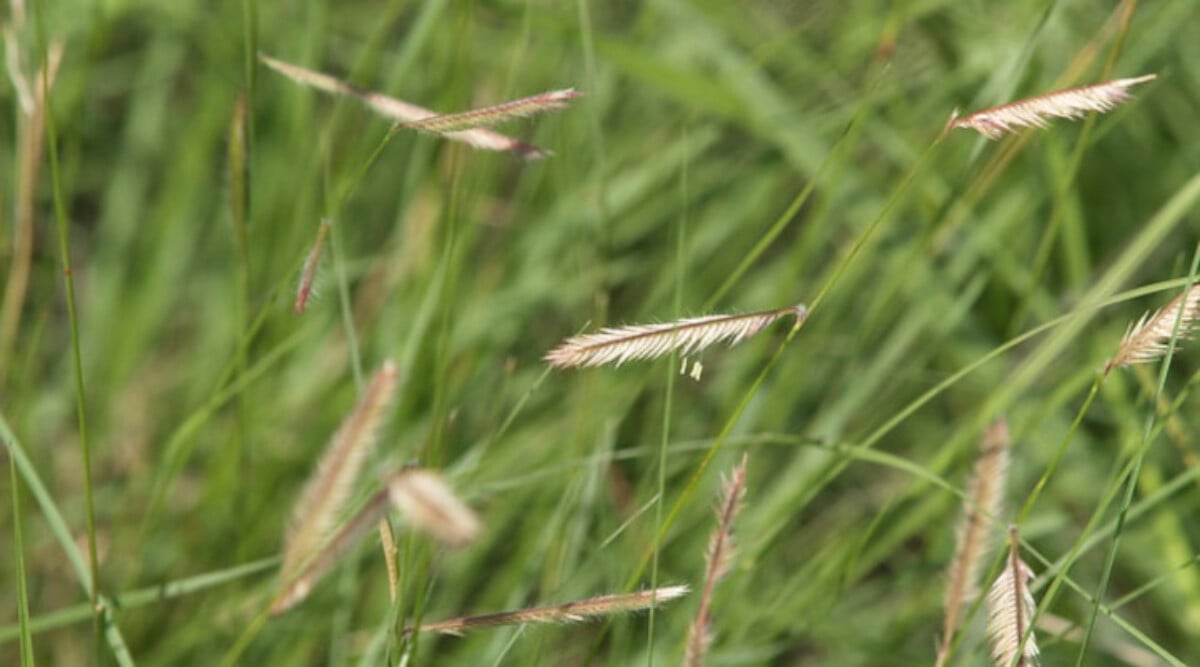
left=3, top=0, right=1200, bottom=664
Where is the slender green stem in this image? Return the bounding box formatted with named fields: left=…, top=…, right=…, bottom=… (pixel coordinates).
left=32, top=0, right=100, bottom=633
left=228, top=87, right=253, bottom=558
left=704, top=62, right=877, bottom=311
left=629, top=268, right=1171, bottom=589
left=242, top=0, right=258, bottom=100
left=0, top=558, right=277, bottom=643
left=1073, top=244, right=1200, bottom=666
left=1016, top=377, right=1103, bottom=524
left=1, top=414, right=91, bottom=592
left=627, top=323, right=801, bottom=588
left=328, top=219, right=365, bottom=389
left=647, top=125, right=688, bottom=665
left=2, top=413, right=138, bottom=661
left=323, top=127, right=400, bottom=392
left=1011, top=0, right=1138, bottom=333
left=8, top=448, right=36, bottom=666
left=216, top=609, right=271, bottom=667
left=808, top=138, right=941, bottom=314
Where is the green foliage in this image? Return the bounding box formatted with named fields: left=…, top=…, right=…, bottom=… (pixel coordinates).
left=4, top=0, right=1200, bottom=665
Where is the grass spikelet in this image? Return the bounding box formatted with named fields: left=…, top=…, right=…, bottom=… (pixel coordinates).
left=378, top=517, right=399, bottom=603
left=545, top=305, right=807, bottom=369
left=293, top=218, right=330, bottom=314
left=394, top=88, right=582, bottom=135
left=271, top=489, right=391, bottom=615
left=411, top=585, right=690, bottom=636
left=948, top=74, right=1156, bottom=140
left=280, top=360, right=398, bottom=580
left=685, top=455, right=748, bottom=667
left=257, top=54, right=548, bottom=159
left=936, top=420, right=1010, bottom=667
left=387, top=468, right=481, bottom=548
left=1105, top=283, right=1200, bottom=374
left=985, top=528, right=1039, bottom=667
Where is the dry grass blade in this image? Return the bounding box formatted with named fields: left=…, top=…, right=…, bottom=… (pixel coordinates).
left=685, top=455, right=748, bottom=667
left=411, top=585, right=690, bottom=636
left=394, top=88, right=582, bottom=134
left=936, top=420, right=1009, bottom=667
left=3, top=4, right=34, bottom=114
left=1105, top=283, right=1200, bottom=374
left=280, top=361, right=398, bottom=579
left=948, top=74, right=1156, bottom=140
left=0, top=40, right=63, bottom=376
left=271, top=489, right=390, bottom=615
left=545, top=305, right=807, bottom=369
left=985, top=528, right=1039, bottom=667
left=258, top=54, right=548, bottom=159
left=387, top=468, right=481, bottom=548
left=294, top=218, right=330, bottom=315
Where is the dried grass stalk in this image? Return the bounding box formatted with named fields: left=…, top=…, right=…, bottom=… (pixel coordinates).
left=387, top=469, right=481, bottom=548
left=3, top=6, right=35, bottom=114
left=948, top=74, right=1156, bottom=140
left=394, top=88, right=581, bottom=134
left=271, top=489, right=391, bottom=615
left=0, top=41, right=63, bottom=374
left=294, top=218, right=330, bottom=314
left=546, top=305, right=807, bottom=369
left=685, top=455, right=748, bottom=667
left=280, top=361, right=398, bottom=579
left=258, top=54, right=548, bottom=159
left=936, top=420, right=1010, bottom=667
left=411, top=585, right=690, bottom=636
left=985, top=528, right=1039, bottom=667
left=1105, top=283, right=1200, bottom=373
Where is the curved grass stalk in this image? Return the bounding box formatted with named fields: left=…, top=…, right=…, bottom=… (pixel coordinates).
left=32, top=0, right=102, bottom=646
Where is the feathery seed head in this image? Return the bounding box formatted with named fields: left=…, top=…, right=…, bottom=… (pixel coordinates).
left=258, top=54, right=551, bottom=159
left=279, top=361, right=399, bottom=579
left=985, top=528, right=1039, bottom=667
left=937, top=420, right=1009, bottom=667
left=546, top=305, right=806, bottom=369
left=1105, top=282, right=1200, bottom=373
left=950, top=74, right=1156, bottom=140
left=387, top=469, right=481, bottom=548
left=412, top=585, right=689, bottom=636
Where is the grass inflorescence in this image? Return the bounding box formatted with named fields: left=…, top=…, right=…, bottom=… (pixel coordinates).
left=4, top=2, right=1200, bottom=666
